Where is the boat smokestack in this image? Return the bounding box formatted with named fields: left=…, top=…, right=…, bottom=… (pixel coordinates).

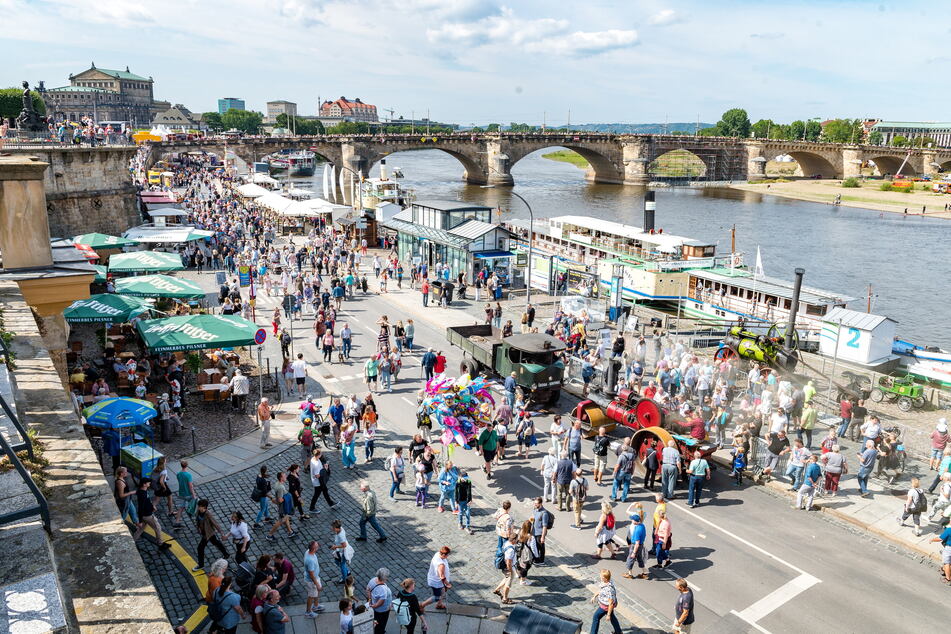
left=643, top=190, right=655, bottom=232
left=785, top=267, right=805, bottom=350
left=380, top=158, right=387, bottom=180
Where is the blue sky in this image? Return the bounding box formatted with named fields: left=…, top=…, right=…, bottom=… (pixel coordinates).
left=0, top=0, right=943, bottom=125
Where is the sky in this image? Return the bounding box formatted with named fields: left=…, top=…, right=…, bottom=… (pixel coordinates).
left=0, top=0, right=945, bottom=126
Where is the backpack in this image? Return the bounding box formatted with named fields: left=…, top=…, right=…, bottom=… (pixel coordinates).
left=393, top=596, right=412, bottom=626
left=574, top=478, right=588, bottom=502
left=543, top=509, right=555, bottom=530
left=208, top=589, right=231, bottom=623
left=911, top=488, right=928, bottom=514
left=300, top=427, right=313, bottom=447
left=605, top=513, right=616, bottom=531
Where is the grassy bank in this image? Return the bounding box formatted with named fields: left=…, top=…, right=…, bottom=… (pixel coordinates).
left=542, top=150, right=589, bottom=168
left=731, top=179, right=951, bottom=219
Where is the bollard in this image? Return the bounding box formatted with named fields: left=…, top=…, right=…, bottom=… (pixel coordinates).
left=191, top=427, right=197, bottom=454
left=227, top=415, right=233, bottom=440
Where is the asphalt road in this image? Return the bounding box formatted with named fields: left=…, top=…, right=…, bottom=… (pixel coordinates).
left=182, top=260, right=948, bottom=633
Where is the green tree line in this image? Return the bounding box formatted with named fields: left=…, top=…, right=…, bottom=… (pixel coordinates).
left=0, top=88, right=46, bottom=123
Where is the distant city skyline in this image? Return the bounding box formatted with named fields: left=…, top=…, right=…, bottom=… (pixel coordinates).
left=2, top=0, right=947, bottom=126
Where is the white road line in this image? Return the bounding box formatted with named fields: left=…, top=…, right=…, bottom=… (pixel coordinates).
left=729, top=612, right=771, bottom=634
left=401, top=397, right=415, bottom=406
left=656, top=568, right=702, bottom=591
left=734, top=573, right=820, bottom=624
left=667, top=501, right=814, bottom=576
left=519, top=475, right=539, bottom=489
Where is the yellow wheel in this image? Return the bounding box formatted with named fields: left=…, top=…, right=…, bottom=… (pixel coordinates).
left=632, top=426, right=675, bottom=462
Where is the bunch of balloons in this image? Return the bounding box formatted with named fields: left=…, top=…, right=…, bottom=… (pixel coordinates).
left=418, top=374, right=496, bottom=450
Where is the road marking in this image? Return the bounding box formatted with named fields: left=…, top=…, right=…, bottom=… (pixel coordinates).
left=697, top=533, right=707, bottom=539
left=729, top=612, right=771, bottom=634
left=667, top=501, right=814, bottom=576
left=734, top=573, right=820, bottom=625
left=656, top=567, right=702, bottom=591
left=519, top=475, right=539, bottom=489
left=401, top=397, right=415, bottom=406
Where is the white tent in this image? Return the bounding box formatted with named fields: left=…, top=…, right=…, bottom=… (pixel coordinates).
left=147, top=208, right=189, bottom=217
left=250, top=173, right=280, bottom=186
left=256, top=193, right=296, bottom=213
left=235, top=183, right=270, bottom=198
left=123, top=226, right=215, bottom=243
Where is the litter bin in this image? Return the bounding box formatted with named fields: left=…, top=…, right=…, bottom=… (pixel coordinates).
left=504, top=605, right=581, bottom=634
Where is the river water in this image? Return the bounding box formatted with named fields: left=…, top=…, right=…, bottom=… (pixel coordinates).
left=300, top=148, right=950, bottom=347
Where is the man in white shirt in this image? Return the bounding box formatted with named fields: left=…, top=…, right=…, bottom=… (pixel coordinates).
left=229, top=368, right=250, bottom=411
left=549, top=415, right=567, bottom=454
left=292, top=353, right=308, bottom=397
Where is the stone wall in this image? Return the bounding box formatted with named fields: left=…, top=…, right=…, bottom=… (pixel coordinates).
left=0, top=279, right=170, bottom=632
left=4, top=147, right=141, bottom=238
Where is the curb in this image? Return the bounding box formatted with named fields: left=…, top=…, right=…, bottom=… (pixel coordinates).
left=708, top=453, right=943, bottom=564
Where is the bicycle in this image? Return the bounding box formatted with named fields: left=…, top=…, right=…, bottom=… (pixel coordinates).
left=313, top=414, right=337, bottom=449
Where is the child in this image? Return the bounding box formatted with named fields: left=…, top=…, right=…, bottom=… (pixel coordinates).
left=731, top=447, right=747, bottom=485
left=415, top=461, right=428, bottom=508
left=342, top=574, right=356, bottom=602
left=339, top=598, right=353, bottom=634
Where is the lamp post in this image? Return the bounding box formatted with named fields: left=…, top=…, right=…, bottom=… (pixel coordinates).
left=482, top=185, right=533, bottom=311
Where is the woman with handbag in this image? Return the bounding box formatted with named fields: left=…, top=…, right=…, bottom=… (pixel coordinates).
left=329, top=519, right=355, bottom=582
left=589, top=569, right=622, bottom=634
left=593, top=502, right=618, bottom=559
left=340, top=421, right=358, bottom=469
left=228, top=511, right=252, bottom=565
left=653, top=509, right=672, bottom=569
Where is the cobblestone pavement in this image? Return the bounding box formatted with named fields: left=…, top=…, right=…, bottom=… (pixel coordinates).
left=159, top=434, right=668, bottom=632
left=137, top=534, right=205, bottom=629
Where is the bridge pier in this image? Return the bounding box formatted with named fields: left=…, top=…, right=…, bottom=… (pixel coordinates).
left=842, top=146, right=863, bottom=179
left=621, top=140, right=651, bottom=185
left=745, top=142, right=767, bottom=180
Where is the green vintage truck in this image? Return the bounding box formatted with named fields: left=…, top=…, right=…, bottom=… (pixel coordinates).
left=446, top=324, right=566, bottom=405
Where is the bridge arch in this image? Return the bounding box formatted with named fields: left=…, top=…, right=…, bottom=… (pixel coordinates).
left=648, top=149, right=708, bottom=179
left=784, top=151, right=838, bottom=178
left=506, top=145, right=622, bottom=184
left=366, top=147, right=485, bottom=183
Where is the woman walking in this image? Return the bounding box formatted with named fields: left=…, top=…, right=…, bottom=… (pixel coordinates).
left=229, top=511, right=252, bottom=565
left=653, top=509, right=672, bottom=569
left=589, top=569, right=623, bottom=634
left=515, top=520, right=539, bottom=586
left=253, top=466, right=272, bottom=527
left=593, top=502, right=618, bottom=559
left=363, top=405, right=378, bottom=462
left=820, top=445, right=847, bottom=496
left=340, top=421, right=358, bottom=469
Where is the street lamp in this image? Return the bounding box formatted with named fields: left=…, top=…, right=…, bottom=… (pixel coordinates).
left=482, top=185, right=534, bottom=311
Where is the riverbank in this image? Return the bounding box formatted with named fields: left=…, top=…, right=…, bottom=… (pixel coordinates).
left=730, top=179, right=951, bottom=219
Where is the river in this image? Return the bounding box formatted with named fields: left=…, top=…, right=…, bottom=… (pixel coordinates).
left=299, top=148, right=950, bottom=347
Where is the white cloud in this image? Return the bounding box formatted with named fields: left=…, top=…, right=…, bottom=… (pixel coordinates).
left=427, top=7, right=636, bottom=57
left=648, top=9, right=681, bottom=26
left=525, top=29, right=639, bottom=56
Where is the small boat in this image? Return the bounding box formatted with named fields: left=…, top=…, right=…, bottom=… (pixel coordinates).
left=265, top=149, right=316, bottom=176
left=391, top=166, right=404, bottom=179
left=893, top=339, right=951, bottom=385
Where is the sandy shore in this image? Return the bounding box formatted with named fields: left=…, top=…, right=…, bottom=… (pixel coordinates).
left=729, top=179, right=951, bottom=219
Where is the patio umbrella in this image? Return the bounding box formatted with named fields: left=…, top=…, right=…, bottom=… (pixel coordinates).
left=92, top=265, right=108, bottom=283
left=73, top=232, right=139, bottom=249
left=108, top=250, right=185, bottom=273
left=63, top=294, right=152, bottom=323
left=82, top=397, right=157, bottom=428
left=74, top=243, right=99, bottom=261
left=136, top=314, right=259, bottom=352
left=115, top=274, right=206, bottom=299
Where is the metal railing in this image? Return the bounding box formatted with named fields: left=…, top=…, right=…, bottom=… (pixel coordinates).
left=0, top=423, right=50, bottom=533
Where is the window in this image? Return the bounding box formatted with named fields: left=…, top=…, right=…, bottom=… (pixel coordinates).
left=805, top=303, right=826, bottom=316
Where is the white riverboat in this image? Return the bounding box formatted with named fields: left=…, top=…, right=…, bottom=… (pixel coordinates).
left=510, top=214, right=853, bottom=341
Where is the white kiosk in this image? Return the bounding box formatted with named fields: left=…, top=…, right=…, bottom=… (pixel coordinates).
left=819, top=307, right=896, bottom=365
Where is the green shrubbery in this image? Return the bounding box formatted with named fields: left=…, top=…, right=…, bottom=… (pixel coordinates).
left=841, top=177, right=860, bottom=188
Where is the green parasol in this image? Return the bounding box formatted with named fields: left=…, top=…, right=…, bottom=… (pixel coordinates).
left=92, top=265, right=108, bottom=283
left=73, top=232, right=139, bottom=249
left=64, top=294, right=152, bottom=323
left=108, top=250, right=185, bottom=273
left=115, top=275, right=206, bottom=299
left=136, top=314, right=259, bottom=352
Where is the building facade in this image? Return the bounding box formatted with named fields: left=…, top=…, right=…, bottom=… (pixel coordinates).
left=382, top=200, right=514, bottom=283
left=266, top=100, right=297, bottom=123
left=319, top=97, right=378, bottom=122
left=217, top=97, right=245, bottom=114
left=870, top=121, right=951, bottom=147
left=40, top=64, right=161, bottom=127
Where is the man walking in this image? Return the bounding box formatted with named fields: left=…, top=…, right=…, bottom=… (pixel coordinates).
left=564, top=419, right=584, bottom=467
left=685, top=450, right=710, bottom=508
left=504, top=372, right=517, bottom=409
left=303, top=540, right=324, bottom=617
left=258, top=397, right=273, bottom=449
left=309, top=449, right=339, bottom=513
left=569, top=468, right=588, bottom=529
left=555, top=450, right=576, bottom=512
left=611, top=442, right=635, bottom=503
left=292, top=353, right=308, bottom=397
left=422, top=348, right=437, bottom=382
left=356, top=481, right=387, bottom=543
left=623, top=514, right=648, bottom=580
left=857, top=439, right=878, bottom=498
left=192, top=499, right=229, bottom=572
left=793, top=454, right=822, bottom=511
left=592, top=427, right=611, bottom=486
left=661, top=440, right=682, bottom=501
left=531, top=497, right=552, bottom=564
left=673, top=578, right=695, bottom=634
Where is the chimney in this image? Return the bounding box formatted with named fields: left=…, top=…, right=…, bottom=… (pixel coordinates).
left=643, top=190, right=655, bottom=233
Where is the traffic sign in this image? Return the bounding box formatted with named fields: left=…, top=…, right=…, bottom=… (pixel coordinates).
left=254, top=328, right=267, bottom=345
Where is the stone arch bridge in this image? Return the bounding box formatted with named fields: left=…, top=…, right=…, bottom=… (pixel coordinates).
left=150, top=133, right=951, bottom=186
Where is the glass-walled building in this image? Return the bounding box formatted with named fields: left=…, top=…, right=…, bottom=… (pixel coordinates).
left=383, top=200, right=515, bottom=283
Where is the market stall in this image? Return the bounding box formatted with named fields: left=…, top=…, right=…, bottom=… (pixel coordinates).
left=115, top=275, right=205, bottom=299
left=135, top=314, right=259, bottom=352
left=63, top=294, right=152, bottom=324
left=108, top=250, right=186, bottom=274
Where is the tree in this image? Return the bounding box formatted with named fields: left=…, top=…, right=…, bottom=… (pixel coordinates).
left=750, top=119, right=775, bottom=139
left=201, top=111, right=223, bottom=132
left=868, top=130, right=883, bottom=145
left=715, top=108, right=751, bottom=138
left=788, top=120, right=806, bottom=141
left=0, top=87, right=46, bottom=123
left=891, top=135, right=908, bottom=147
left=910, top=135, right=936, bottom=148
left=220, top=108, right=263, bottom=133
left=821, top=118, right=864, bottom=144
left=275, top=113, right=289, bottom=129
left=804, top=120, right=821, bottom=142
left=508, top=122, right=536, bottom=133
